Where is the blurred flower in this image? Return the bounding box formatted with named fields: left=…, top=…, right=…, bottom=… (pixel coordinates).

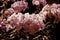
left=40, top=3, right=60, bottom=22
left=7, top=12, right=45, bottom=35
left=50, top=4, right=60, bottom=21
left=11, top=1, right=28, bottom=13
left=32, top=0, right=46, bottom=6
left=7, top=13, right=24, bottom=30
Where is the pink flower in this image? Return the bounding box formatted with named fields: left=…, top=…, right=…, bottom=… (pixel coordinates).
left=7, top=13, right=45, bottom=35
left=11, top=1, right=28, bottom=13
left=50, top=4, right=60, bottom=21
left=32, top=0, right=40, bottom=5
left=32, top=0, right=46, bottom=6
left=41, top=3, right=60, bottom=21
left=23, top=13, right=45, bottom=35
left=7, top=13, right=24, bottom=30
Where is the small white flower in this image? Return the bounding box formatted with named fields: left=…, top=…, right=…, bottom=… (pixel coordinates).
left=34, top=1, right=40, bottom=5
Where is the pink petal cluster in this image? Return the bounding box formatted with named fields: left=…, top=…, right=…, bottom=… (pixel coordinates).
left=23, top=13, right=45, bottom=34
left=3, top=1, right=60, bottom=35
left=4, top=0, right=47, bottom=14
left=7, top=13, right=24, bottom=30
left=11, top=1, right=28, bottom=13
left=0, top=18, right=14, bottom=32
left=4, top=1, right=28, bottom=14
left=32, top=0, right=46, bottom=6
left=40, top=3, right=60, bottom=21
left=7, top=13, right=45, bottom=35
left=50, top=4, right=60, bottom=21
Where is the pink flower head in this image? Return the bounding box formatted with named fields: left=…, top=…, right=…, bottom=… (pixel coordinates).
left=7, top=12, right=45, bottom=35
left=7, top=13, right=24, bottom=30
left=23, top=13, right=45, bottom=35
left=32, top=0, right=46, bottom=6
left=11, top=1, right=28, bottom=13
left=50, top=4, right=60, bottom=21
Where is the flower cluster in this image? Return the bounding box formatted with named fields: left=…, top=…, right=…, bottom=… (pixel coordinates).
left=41, top=3, right=60, bottom=21
left=7, top=12, right=45, bottom=35
left=0, top=0, right=59, bottom=40
left=4, top=1, right=28, bottom=14
left=0, top=17, right=16, bottom=32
